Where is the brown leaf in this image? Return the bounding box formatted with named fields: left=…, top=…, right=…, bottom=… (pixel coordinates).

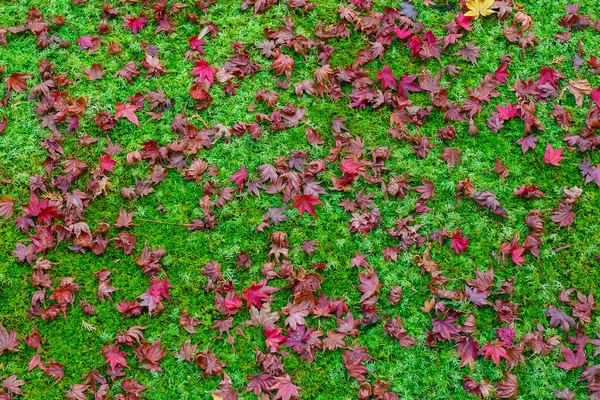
left=440, top=147, right=461, bottom=170
left=83, top=64, right=104, bottom=80
left=563, top=79, right=592, bottom=106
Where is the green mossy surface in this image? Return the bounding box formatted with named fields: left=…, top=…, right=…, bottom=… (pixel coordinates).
left=0, top=0, right=599, bottom=398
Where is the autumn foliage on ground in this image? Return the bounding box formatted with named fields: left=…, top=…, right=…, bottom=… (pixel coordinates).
left=0, top=0, right=600, bottom=399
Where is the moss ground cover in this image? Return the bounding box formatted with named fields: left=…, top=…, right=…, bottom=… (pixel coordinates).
left=0, top=0, right=600, bottom=398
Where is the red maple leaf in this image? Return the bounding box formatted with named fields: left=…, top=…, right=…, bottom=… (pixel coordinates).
left=537, top=66, right=564, bottom=88
left=66, top=384, right=90, bottom=400
left=229, top=165, right=248, bottom=190
left=393, top=25, right=412, bottom=39
left=188, top=36, right=207, bottom=53
left=555, top=344, right=586, bottom=371
left=270, top=374, right=301, bottom=400
left=292, top=194, right=321, bottom=217
left=37, top=204, right=61, bottom=225
left=0, top=117, right=7, bottom=135
left=456, top=12, right=473, bottom=31
left=501, top=239, right=526, bottom=266
left=23, top=194, right=44, bottom=217
left=551, top=203, right=576, bottom=227
left=398, top=73, right=421, bottom=97
left=543, top=143, right=565, bottom=166
left=376, top=65, right=397, bottom=91
left=496, top=103, right=517, bottom=120
left=191, top=59, right=217, bottom=88
left=102, top=343, right=127, bottom=373
left=494, top=64, right=510, bottom=83
left=242, top=279, right=278, bottom=308
left=591, top=87, right=600, bottom=107
left=450, top=230, right=469, bottom=254
left=123, top=14, right=148, bottom=34
left=1, top=375, right=24, bottom=396
left=481, top=341, right=508, bottom=365
left=356, top=270, right=381, bottom=303
left=264, top=326, right=287, bottom=352
left=147, top=277, right=173, bottom=301
left=0, top=325, right=20, bottom=355
left=512, top=249, right=526, bottom=267
left=517, top=135, right=537, bottom=154
left=115, top=103, right=140, bottom=128
left=99, top=155, right=117, bottom=173
left=76, top=36, right=100, bottom=53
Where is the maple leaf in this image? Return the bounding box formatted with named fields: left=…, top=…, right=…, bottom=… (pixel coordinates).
left=244, top=303, right=280, bottom=329
left=102, top=343, right=128, bottom=373
left=45, top=360, right=64, bottom=382
left=76, top=36, right=101, bottom=54
left=115, top=61, right=140, bottom=83
left=123, top=14, right=148, bottom=35
left=189, top=36, right=207, bottom=52
left=271, top=52, right=295, bottom=78
left=393, top=25, right=412, bottom=39
left=496, top=103, right=517, bottom=120
left=212, top=374, right=239, bottom=400
left=492, top=158, right=509, bottom=179
left=450, top=230, right=469, bottom=254
left=456, top=42, right=481, bottom=64
left=465, top=0, right=496, bottom=18
left=456, top=12, right=474, bottom=30
left=83, top=64, right=104, bottom=80
left=481, top=341, right=508, bottom=365
left=0, top=116, right=7, bottom=134
left=12, top=242, right=36, bottom=264
left=229, top=165, right=248, bottom=190
left=495, top=373, right=518, bottom=399
left=545, top=307, right=575, bottom=332
left=5, top=72, right=32, bottom=93
left=555, top=344, right=586, bottom=371
left=456, top=337, right=479, bottom=368
left=99, top=155, right=116, bottom=174
left=265, top=326, right=287, bottom=352
left=270, top=374, right=301, bottom=400
left=191, top=59, right=217, bottom=88
left=508, top=244, right=526, bottom=266
left=292, top=194, right=321, bottom=217
left=122, top=379, right=149, bottom=398
left=538, top=66, right=564, bottom=88
left=494, top=64, right=510, bottom=83
left=563, top=79, right=592, bottom=106
left=356, top=270, right=381, bottom=303
left=440, top=147, right=461, bottom=170
left=65, top=384, right=90, bottom=400
left=98, top=279, right=117, bottom=300
left=376, top=65, right=397, bottom=91
left=116, top=326, right=146, bottom=346
left=592, top=87, right=600, bottom=107
left=25, top=327, right=41, bottom=351
left=517, top=135, right=537, bottom=154
left=115, top=209, right=134, bottom=228
left=135, top=340, right=166, bottom=372
left=242, top=279, right=278, bottom=308
left=28, top=353, right=45, bottom=372
left=551, top=203, right=576, bottom=227
left=195, top=350, right=225, bottom=377
left=552, top=387, right=575, bottom=400
left=115, top=102, right=140, bottom=127
left=0, top=325, right=20, bottom=355
left=2, top=375, right=25, bottom=396
left=543, top=143, right=564, bottom=166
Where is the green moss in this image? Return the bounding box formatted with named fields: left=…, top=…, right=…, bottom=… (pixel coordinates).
left=0, top=0, right=600, bottom=398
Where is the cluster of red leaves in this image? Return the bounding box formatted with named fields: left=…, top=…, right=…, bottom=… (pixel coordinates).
left=1, top=0, right=600, bottom=398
